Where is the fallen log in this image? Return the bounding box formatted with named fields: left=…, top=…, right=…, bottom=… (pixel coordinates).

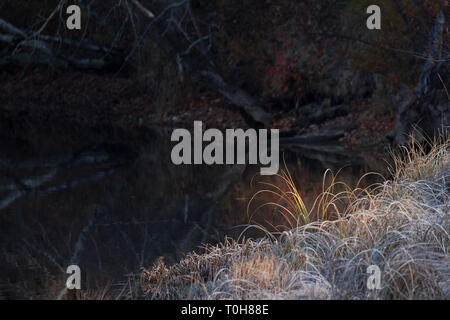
left=294, top=103, right=353, bottom=128
left=128, top=0, right=272, bottom=127
left=0, top=18, right=125, bottom=72
left=280, top=125, right=354, bottom=145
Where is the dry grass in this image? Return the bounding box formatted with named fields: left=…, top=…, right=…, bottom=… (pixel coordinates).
left=139, top=135, right=450, bottom=300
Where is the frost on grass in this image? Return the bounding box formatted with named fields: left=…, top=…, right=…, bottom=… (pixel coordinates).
left=140, top=137, right=450, bottom=300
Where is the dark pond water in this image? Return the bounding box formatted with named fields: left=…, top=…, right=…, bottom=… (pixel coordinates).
left=0, top=124, right=388, bottom=298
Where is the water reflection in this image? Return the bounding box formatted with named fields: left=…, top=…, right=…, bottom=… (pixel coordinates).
left=0, top=127, right=387, bottom=298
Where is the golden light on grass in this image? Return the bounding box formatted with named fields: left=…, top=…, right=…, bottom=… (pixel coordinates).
left=139, top=134, right=450, bottom=300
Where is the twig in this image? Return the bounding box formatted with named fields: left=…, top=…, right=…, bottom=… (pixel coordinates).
left=437, top=73, right=450, bottom=101
left=129, top=0, right=155, bottom=18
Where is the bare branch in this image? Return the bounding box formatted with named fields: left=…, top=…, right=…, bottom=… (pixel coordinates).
left=129, top=0, right=155, bottom=18
left=0, top=18, right=26, bottom=37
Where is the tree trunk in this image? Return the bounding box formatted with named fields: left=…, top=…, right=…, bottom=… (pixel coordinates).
left=392, top=10, right=449, bottom=145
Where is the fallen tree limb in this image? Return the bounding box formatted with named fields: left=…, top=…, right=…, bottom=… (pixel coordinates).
left=1, top=2, right=272, bottom=126
left=294, top=103, right=353, bottom=128
left=0, top=18, right=125, bottom=71
left=0, top=18, right=26, bottom=37
left=280, top=125, right=354, bottom=145
left=129, top=0, right=272, bottom=126
left=36, top=34, right=121, bottom=55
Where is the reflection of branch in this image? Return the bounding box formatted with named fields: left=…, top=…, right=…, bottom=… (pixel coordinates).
left=438, top=73, right=450, bottom=101
left=0, top=169, right=57, bottom=209
left=55, top=204, right=109, bottom=300
left=0, top=151, right=117, bottom=210
left=180, top=164, right=246, bottom=246
left=0, top=168, right=118, bottom=210
left=0, top=151, right=109, bottom=170
left=23, top=239, right=66, bottom=273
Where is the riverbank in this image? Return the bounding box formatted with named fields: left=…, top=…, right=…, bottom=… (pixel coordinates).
left=138, top=136, right=449, bottom=300
left=0, top=66, right=394, bottom=154
left=0, top=66, right=390, bottom=299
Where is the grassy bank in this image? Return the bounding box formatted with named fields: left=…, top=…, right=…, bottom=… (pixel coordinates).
left=139, top=136, right=450, bottom=300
